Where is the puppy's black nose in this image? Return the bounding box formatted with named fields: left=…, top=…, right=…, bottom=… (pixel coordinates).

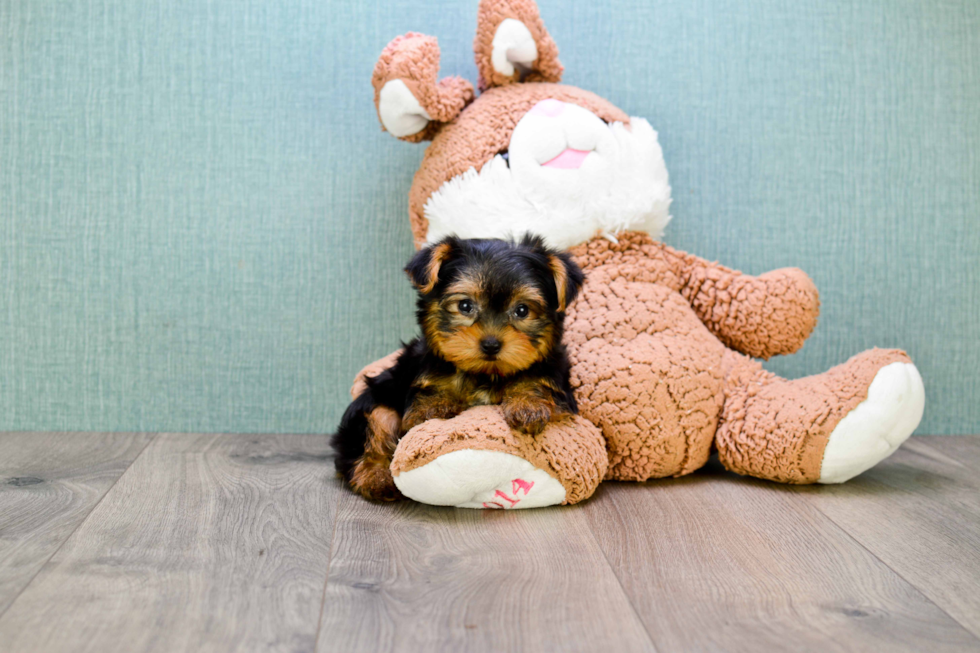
left=480, top=336, right=502, bottom=357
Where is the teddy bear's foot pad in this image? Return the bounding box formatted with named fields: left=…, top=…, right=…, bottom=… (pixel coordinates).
left=819, top=362, right=925, bottom=484
left=393, top=449, right=566, bottom=509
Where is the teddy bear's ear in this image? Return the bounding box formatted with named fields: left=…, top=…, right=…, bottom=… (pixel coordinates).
left=372, top=33, right=475, bottom=143
left=473, top=0, right=563, bottom=91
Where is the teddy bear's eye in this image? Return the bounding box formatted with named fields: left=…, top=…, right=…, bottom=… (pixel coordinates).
left=499, top=151, right=509, bottom=167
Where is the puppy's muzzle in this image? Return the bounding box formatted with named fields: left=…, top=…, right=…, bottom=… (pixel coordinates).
left=480, top=336, right=502, bottom=358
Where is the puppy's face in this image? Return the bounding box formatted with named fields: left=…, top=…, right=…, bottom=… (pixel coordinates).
left=406, top=236, right=584, bottom=376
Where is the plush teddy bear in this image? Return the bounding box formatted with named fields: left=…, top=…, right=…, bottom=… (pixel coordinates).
left=354, top=0, right=926, bottom=509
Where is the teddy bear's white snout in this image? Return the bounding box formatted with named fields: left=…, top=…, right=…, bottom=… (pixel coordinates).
left=423, top=101, right=673, bottom=249
left=509, top=100, right=609, bottom=172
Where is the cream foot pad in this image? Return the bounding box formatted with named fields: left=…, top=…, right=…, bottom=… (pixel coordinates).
left=820, top=362, right=926, bottom=484
left=390, top=405, right=608, bottom=509
left=394, top=449, right=566, bottom=509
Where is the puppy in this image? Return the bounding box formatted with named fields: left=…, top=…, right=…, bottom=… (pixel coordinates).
left=331, top=234, right=585, bottom=501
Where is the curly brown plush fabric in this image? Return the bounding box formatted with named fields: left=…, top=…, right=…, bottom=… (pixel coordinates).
left=390, top=405, right=608, bottom=505
left=562, top=231, right=904, bottom=483
left=474, top=0, right=563, bottom=91
left=357, top=0, right=922, bottom=506
left=372, top=33, right=475, bottom=143
left=566, top=232, right=820, bottom=360
left=716, top=347, right=912, bottom=483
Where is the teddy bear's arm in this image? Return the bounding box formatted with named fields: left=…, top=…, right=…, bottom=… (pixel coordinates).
left=672, top=252, right=821, bottom=360
left=350, top=350, right=403, bottom=399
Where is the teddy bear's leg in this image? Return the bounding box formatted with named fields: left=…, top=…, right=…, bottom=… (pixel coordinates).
left=716, top=348, right=925, bottom=484
left=390, top=406, right=607, bottom=508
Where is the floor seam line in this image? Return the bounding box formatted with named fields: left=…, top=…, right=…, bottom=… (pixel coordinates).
left=313, top=464, right=343, bottom=650
left=580, top=501, right=662, bottom=653
left=0, top=432, right=158, bottom=622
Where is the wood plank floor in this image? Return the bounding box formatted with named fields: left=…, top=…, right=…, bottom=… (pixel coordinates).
left=0, top=434, right=978, bottom=652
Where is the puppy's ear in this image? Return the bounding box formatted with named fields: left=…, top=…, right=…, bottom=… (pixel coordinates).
left=517, top=234, right=583, bottom=312
left=405, top=239, right=454, bottom=294
left=547, top=251, right=584, bottom=313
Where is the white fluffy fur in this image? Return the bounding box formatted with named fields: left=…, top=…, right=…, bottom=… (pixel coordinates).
left=423, top=105, right=672, bottom=249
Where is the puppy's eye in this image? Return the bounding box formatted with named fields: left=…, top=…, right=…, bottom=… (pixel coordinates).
left=514, top=304, right=529, bottom=319
left=458, top=299, right=475, bottom=315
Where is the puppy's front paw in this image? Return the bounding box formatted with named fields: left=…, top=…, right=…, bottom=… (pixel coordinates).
left=503, top=399, right=554, bottom=436
left=402, top=400, right=463, bottom=433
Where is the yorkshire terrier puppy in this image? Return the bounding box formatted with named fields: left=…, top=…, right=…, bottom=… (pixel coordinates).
left=331, top=234, right=585, bottom=501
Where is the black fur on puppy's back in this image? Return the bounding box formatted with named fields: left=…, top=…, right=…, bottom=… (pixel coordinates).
left=330, top=338, right=429, bottom=482
left=330, top=392, right=373, bottom=482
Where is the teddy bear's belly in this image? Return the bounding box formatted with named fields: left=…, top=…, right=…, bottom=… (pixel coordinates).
left=565, top=279, right=728, bottom=481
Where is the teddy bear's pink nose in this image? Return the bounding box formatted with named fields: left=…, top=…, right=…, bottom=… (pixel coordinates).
left=528, top=98, right=565, bottom=117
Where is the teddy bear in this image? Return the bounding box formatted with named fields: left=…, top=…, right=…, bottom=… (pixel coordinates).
left=351, top=0, right=926, bottom=509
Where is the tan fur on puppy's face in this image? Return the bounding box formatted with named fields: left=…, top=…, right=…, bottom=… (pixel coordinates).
left=435, top=322, right=544, bottom=376
left=424, top=271, right=556, bottom=377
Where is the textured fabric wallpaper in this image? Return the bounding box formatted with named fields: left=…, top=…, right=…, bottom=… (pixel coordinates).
left=1, top=0, right=978, bottom=434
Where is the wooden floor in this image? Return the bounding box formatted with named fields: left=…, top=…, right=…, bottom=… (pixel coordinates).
left=0, top=434, right=978, bottom=652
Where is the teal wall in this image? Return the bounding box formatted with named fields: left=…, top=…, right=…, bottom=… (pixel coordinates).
left=2, top=0, right=978, bottom=434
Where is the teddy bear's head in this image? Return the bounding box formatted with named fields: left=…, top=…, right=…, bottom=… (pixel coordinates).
left=372, top=0, right=673, bottom=249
